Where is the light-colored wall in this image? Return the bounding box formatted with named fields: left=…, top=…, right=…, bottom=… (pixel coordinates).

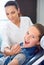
left=0, top=0, right=10, bottom=20
left=37, top=0, right=44, bottom=25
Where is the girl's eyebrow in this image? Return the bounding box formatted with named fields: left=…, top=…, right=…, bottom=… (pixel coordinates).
left=27, top=31, right=29, bottom=34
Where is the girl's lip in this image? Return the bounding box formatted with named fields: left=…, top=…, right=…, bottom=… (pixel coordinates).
left=25, top=41, right=29, bottom=44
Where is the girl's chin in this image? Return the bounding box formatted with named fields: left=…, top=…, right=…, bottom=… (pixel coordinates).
left=24, top=45, right=29, bottom=48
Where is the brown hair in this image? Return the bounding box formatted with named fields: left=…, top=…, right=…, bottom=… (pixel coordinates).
left=33, top=23, right=44, bottom=41
left=4, top=1, right=19, bottom=10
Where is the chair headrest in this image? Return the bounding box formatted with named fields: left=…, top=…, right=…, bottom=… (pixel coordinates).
left=40, top=36, right=44, bottom=49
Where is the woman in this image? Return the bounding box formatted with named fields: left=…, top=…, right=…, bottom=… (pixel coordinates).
left=0, top=1, right=33, bottom=54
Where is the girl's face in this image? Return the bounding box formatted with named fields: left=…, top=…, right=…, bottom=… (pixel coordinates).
left=24, top=26, right=40, bottom=48
left=5, top=6, right=20, bottom=23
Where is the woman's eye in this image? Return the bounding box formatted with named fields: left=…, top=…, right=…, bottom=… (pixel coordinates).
left=6, top=13, right=9, bottom=15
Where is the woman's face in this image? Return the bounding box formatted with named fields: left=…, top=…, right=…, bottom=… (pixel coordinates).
left=24, top=26, right=40, bottom=48
left=5, top=6, right=20, bottom=23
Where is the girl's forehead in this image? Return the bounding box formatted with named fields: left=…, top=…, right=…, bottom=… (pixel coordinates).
left=28, top=26, right=40, bottom=36
left=28, top=26, right=38, bottom=31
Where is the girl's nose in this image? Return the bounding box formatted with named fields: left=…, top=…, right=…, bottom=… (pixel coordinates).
left=25, top=35, right=30, bottom=41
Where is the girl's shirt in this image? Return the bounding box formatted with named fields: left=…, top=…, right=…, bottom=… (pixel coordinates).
left=20, top=46, right=38, bottom=58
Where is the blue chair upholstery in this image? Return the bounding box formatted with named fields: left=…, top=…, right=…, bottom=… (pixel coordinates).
left=4, top=56, right=11, bottom=65
left=0, top=53, right=4, bottom=58
left=26, top=49, right=44, bottom=65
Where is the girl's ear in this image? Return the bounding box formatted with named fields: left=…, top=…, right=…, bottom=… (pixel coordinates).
left=37, top=42, right=40, bottom=45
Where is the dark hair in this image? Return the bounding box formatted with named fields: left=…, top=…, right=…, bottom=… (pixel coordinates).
left=33, top=23, right=44, bottom=41
left=4, top=1, right=19, bottom=10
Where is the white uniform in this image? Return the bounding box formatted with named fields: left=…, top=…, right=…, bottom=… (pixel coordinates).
left=0, top=16, right=33, bottom=52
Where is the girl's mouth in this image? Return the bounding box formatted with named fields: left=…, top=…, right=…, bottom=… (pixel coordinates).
left=25, top=41, right=29, bottom=44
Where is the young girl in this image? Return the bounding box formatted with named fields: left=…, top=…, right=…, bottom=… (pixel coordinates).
left=7, top=23, right=44, bottom=65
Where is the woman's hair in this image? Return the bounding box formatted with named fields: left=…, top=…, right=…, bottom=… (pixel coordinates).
left=4, top=1, right=19, bottom=10
left=33, top=23, right=44, bottom=41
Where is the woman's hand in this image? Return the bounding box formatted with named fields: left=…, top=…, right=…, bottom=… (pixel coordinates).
left=11, top=44, right=21, bottom=54
left=4, top=44, right=21, bottom=56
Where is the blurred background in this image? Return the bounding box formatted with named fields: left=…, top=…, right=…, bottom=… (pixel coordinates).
left=0, top=0, right=44, bottom=25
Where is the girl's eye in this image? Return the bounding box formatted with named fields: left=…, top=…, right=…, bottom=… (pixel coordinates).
left=32, top=35, right=35, bottom=38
